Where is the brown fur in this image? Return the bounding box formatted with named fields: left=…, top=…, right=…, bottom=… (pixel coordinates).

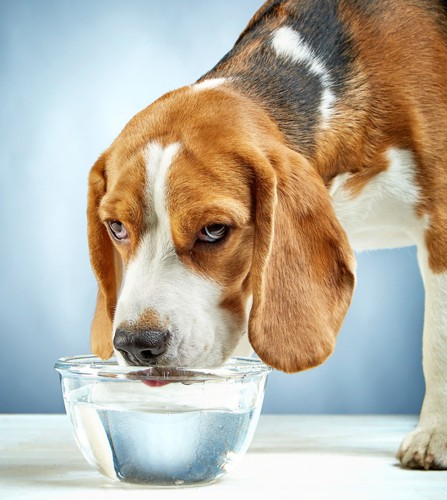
left=247, top=145, right=355, bottom=372
left=120, top=309, right=168, bottom=332
left=87, top=146, right=147, bottom=357
left=316, top=1, right=447, bottom=273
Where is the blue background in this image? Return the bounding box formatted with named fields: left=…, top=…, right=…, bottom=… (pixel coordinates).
left=0, top=0, right=425, bottom=414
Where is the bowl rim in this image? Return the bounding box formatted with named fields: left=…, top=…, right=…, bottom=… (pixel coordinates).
left=55, top=355, right=272, bottom=381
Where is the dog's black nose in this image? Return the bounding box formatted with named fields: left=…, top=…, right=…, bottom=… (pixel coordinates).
left=113, top=328, right=169, bottom=364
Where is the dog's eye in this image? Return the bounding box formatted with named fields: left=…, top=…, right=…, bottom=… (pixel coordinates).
left=108, top=220, right=128, bottom=241
left=197, top=224, right=228, bottom=243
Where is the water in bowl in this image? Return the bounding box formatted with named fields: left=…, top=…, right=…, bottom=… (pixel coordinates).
left=65, top=383, right=260, bottom=486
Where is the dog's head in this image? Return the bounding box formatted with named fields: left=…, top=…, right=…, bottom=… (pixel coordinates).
left=87, top=83, right=355, bottom=372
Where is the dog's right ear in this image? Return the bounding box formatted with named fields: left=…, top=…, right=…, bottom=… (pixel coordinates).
left=87, top=153, right=121, bottom=359
left=246, top=143, right=355, bottom=373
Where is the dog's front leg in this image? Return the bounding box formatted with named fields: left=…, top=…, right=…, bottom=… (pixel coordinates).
left=397, top=244, right=447, bottom=469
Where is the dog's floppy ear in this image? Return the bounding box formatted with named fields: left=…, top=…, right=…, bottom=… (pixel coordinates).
left=248, top=144, right=355, bottom=373
left=87, top=153, right=121, bottom=359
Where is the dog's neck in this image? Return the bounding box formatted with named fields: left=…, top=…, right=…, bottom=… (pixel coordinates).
left=198, top=1, right=359, bottom=177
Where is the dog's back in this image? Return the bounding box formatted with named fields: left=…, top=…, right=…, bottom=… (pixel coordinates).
left=201, top=0, right=447, bottom=166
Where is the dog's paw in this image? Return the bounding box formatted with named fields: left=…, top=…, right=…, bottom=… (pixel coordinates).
left=397, top=424, right=447, bottom=470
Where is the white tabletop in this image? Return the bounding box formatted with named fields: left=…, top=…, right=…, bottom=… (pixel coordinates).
left=1, top=414, right=445, bottom=500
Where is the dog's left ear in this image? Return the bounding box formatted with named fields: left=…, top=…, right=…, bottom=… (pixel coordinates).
left=247, top=143, right=356, bottom=373
left=87, top=153, right=121, bottom=359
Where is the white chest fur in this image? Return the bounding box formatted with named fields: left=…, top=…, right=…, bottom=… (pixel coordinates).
left=329, top=148, right=426, bottom=251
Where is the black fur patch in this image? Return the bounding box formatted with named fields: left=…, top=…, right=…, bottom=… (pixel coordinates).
left=200, top=0, right=355, bottom=154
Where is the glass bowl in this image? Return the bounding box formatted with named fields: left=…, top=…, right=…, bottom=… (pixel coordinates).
left=55, top=355, right=271, bottom=487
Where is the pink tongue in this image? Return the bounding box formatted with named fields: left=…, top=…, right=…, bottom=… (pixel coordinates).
left=142, top=380, right=170, bottom=387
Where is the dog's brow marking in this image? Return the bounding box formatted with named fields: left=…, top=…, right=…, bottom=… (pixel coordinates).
left=271, top=26, right=335, bottom=126
left=192, top=78, right=227, bottom=92
left=146, top=142, right=181, bottom=227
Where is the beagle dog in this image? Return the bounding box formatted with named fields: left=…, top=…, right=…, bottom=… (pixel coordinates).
left=87, top=0, right=447, bottom=469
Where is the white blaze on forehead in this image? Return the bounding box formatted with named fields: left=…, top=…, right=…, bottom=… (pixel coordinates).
left=192, top=78, right=227, bottom=92
left=146, top=141, right=181, bottom=226
left=271, top=26, right=335, bottom=126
